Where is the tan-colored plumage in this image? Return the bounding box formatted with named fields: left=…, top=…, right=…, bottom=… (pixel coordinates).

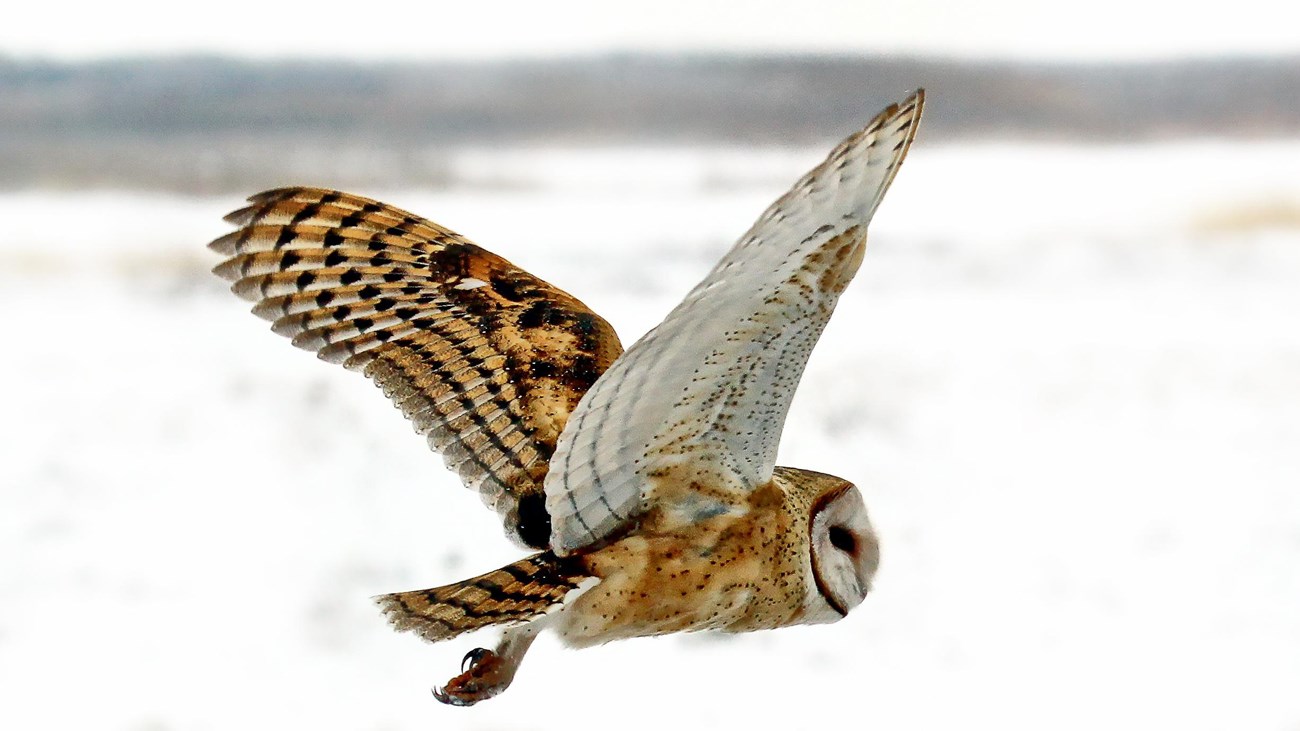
left=558, top=467, right=861, bottom=646
left=212, top=90, right=924, bottom=707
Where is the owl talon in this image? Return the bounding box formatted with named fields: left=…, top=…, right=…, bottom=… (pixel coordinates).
left=431, top=685, right=458, bottom=706
left=432, top=648, right=509, bottom=707
left=461, top=647, right=492, bottom=673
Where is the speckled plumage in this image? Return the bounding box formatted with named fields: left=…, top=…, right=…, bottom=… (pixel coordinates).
left=558, top=466, right=863, bottom=646
left=211, top=90, right=924, bottom=706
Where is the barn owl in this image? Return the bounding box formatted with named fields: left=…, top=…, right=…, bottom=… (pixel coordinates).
left=210, top=89, right=924, bottom=705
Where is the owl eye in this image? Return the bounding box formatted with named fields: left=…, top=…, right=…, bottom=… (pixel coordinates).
left=828, top=525, right=857, bottom=554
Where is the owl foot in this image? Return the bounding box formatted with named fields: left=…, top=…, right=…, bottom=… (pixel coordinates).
left=432, top=648, right=511, bottom=706
left=432, top=622, right=542, bottom=707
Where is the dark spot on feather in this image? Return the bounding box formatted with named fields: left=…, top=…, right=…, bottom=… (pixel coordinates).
left=275, top=228, right=295, bottom=246
left=518, top=301, right=568, bottom=329
left=491, top=276, right=528, bottom=302
left=359, top=284, right=381, bottom=299
left=334, top=305, right=352, bottom=320
left=532, top=438, right=554, bottom=461
left=289, top=203, right=317, bottom=225
left=340, top=212, right=366, bottom=228
left=382, top=271, right=404, bottom=283
left=324, top=230, right=346, bottom=248
left=369, top=255, right=392, bottom=267
left=373, top=298, right=395, bottom=311
left=571, top=313, right=603, bottom=351
left=375, top=330, right=392, bottom=342
left=279, top=250, right=301, bottom=269
left=529, top=359, right=557, bottom=378
left=295, top=271, right=316, bottom=288
left=314, top=290, right=334, bottom=307
left=567, top=355, right=602, bottom=391
left=324, top=250, right=346, bottom=267
left=517, top=302, right=547, bottom=328
left=394, top=307, right=419, bottom=320
left=353, top=317, right=374, bottom=331
left=339, top=270, right=361, bottom=285
left=438, top=242, right=474, bottom=274
left=386, top=226, right=405, bottom=236
left=572, top=313, right=598, bottom=335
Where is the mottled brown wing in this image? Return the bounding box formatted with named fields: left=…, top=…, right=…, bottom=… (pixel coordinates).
left=210, top=187, right=623, bottom=549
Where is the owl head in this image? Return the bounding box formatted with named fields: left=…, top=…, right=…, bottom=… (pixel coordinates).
left=774, top=467, right=880, bottom=625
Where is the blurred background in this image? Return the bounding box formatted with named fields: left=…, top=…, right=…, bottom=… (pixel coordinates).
left=2, top=2, right=1298, bottom=730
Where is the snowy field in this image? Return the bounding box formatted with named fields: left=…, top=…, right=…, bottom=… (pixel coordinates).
left=2, top=141, right=1298, bottom=731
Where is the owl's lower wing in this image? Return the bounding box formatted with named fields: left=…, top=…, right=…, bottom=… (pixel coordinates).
left=211, top=188, right=623, bottom=549
left=545, top=90, right=924, bottom=555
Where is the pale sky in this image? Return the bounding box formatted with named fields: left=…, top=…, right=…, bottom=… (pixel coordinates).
left=4, top=0, right=1299, bottom=61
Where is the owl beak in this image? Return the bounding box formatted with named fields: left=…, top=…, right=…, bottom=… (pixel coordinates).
left=856, top=530, right=881, bottom=599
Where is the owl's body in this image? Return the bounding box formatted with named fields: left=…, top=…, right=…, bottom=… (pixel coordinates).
left=561, top=466, right=867, bottom=645
left=211, top=91, right=923, bottom=705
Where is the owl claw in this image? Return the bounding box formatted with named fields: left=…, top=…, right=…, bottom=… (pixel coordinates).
left=432, top=647, right=510, bottom=707
left=431, top=684, right=462, bottom=706
left=461, top=647, right=492, bottom=673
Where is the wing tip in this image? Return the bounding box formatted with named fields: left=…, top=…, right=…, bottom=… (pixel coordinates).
left=207, top=231, right=240, bottom=255
left=875, top=87, right=925, bottom=182
left=862, top=87, right=925, bottom=154
left=221, top=205, right=258, bottom=227
left=759, top=88, right=925, bottom=227
left=211, top=256, right=244, bottom=282
left=900, top=88, right=925, bottom=116
left=246, top=187, right=306, bottom=205
left=894, top=87, right=925, bottom=146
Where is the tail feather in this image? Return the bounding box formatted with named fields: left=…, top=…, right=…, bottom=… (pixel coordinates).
left=375, top=552, right=592, bottom=643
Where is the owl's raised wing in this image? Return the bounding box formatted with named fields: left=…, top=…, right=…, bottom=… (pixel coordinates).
left=545, top=90, right=924, bottom=555
left=211, top=188, right=623, bottom=549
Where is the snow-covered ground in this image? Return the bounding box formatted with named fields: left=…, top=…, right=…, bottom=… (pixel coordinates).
left=2, top=141, right=1298, bottom=730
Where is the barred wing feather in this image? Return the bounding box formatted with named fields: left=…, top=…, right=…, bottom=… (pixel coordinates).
left=211, top=188, right=623, bottom=550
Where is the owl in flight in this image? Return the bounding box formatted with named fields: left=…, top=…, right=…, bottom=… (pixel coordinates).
left=211, top=90, right=924, bottom=705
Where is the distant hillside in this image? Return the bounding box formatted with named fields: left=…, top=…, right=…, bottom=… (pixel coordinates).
left=2, top=54, right=1297, bottom=191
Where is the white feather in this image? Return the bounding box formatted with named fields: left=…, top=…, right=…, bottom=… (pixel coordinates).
left=544, top=90, right=925, bottom=555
